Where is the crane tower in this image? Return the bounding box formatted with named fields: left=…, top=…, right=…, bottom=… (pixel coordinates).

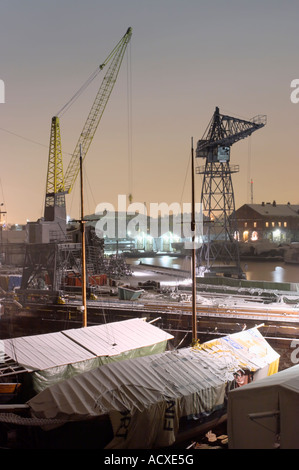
left=43, top=27, right=133, bottom=239
left=21, top=28, right=132, bottom=302
left=196, top=107, right=266, bottom=278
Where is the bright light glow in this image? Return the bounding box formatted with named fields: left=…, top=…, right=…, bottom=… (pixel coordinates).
left=160, top=278, right=192, bottom=287
left=243, top=230, right=249, bottom=241
left=132, top=270, right=151, bottom=277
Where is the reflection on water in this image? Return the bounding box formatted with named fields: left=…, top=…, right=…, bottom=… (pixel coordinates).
left=244, top=261, right=299, bottom=283
left=129, top=256, right=299, bottom=284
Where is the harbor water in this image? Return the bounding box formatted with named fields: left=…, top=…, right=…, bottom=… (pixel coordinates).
left=128, top=256, right=299, bottom=284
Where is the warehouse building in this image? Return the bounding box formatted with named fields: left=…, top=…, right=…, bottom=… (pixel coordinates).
left=235, top=202, right=299, bottom=244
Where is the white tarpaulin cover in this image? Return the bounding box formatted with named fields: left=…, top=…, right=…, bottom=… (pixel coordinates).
left=27, top=327, right=279, bottom=449
left=228, top=364, right=299, bottom=449
left=2, top=318, right=173, bottom=393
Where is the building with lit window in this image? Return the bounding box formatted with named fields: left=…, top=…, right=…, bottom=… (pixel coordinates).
left=235, top=202, right=299, bottom=244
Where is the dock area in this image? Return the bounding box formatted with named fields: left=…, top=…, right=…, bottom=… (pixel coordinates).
left=1, top=262, right=298, bottom=371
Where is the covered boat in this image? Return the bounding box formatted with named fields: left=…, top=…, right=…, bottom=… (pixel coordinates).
left=0, top=318, right=173, bottom=397
left=2, top=326, right=279, bottom=449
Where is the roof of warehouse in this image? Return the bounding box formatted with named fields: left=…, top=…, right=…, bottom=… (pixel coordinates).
left=2, top=318, right=173, bottom=372
left=240, top=203, right=299, bottom=217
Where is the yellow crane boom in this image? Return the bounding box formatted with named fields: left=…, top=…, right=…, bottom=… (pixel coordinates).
left=64, top=26, right=132, bottom=194
left=44, top=27, right=132, bottom=221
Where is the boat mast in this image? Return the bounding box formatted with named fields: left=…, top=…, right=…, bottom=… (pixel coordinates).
left=80, top=145, right=87, bottom=327
left=191, top=137, right=197, bottom=343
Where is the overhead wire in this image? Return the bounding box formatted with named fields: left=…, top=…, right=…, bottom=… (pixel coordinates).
left=127, top=41, right=133, bottom=203
left=0, top=178, right=6, bottom=214
left=0, top=126, right=49, bottom=150
left=0, top=126, right=73, bottom=157
left=180, top=151, right=191, bottom=206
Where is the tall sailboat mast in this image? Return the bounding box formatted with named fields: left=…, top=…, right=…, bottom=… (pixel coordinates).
left=191, top=138, right=197, bottom=343
left=80, top=145, right=87, bottom=327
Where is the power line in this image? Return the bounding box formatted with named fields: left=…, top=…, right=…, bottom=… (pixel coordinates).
left=0, top=126, right=73, bottom=156
left=0, top=126, right=49, bottom=149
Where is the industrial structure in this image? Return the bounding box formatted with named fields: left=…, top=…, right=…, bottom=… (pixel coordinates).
left=196, top=106, right=266, bottom=278
left=19, top=28, right=132, bottom=303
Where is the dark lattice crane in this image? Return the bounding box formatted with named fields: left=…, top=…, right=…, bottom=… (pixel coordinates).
left=196, top=107, right=266, bottom=278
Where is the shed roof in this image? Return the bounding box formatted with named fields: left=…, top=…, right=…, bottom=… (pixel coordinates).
left=2, top=318, right=173, bottom=372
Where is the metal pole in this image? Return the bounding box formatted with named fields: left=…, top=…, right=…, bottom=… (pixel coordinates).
left=191, top=138, right=197, bottom=344
left=80, top=145, right=87, bottom=327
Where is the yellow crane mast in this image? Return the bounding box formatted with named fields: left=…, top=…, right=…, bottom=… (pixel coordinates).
left=44, top=27, right=132, bottom=227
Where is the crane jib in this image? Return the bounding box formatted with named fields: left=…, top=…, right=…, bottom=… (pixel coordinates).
left=63, top=28, right=132, bottom=195
left=45, top=27, right=132, bottom=208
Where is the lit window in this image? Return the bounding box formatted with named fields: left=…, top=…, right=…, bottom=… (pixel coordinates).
left=278, top=222, right=281, bottom=227
left=284, top=221, right=287, bottom=227
left=272, top=222, right=275, bottom=227
left=244, top=222, right=247, bottom=228
left=254, top=222, right=257, bottom=228
left=265, top=222, right=269, bottom=227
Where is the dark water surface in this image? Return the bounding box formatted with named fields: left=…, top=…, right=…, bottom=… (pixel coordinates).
left=128, top=256, right=299, bottom=284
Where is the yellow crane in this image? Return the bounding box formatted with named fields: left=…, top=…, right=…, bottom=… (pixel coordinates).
left=44, top=27, right=132, bottom=226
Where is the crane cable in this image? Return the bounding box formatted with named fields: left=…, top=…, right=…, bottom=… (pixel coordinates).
left=57, top=29, right=132, bottom=119
left=56, top=67, right=102, bottom=118
left=248, top=136, right=252, bottom=203
left=127, top=41, right=133, bottom=204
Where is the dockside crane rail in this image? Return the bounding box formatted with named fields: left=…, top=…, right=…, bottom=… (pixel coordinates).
left=44, top=27, right=132, bottom=218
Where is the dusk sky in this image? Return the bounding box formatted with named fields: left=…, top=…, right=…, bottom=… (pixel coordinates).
left=0, top=0, right=299, bottom=224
